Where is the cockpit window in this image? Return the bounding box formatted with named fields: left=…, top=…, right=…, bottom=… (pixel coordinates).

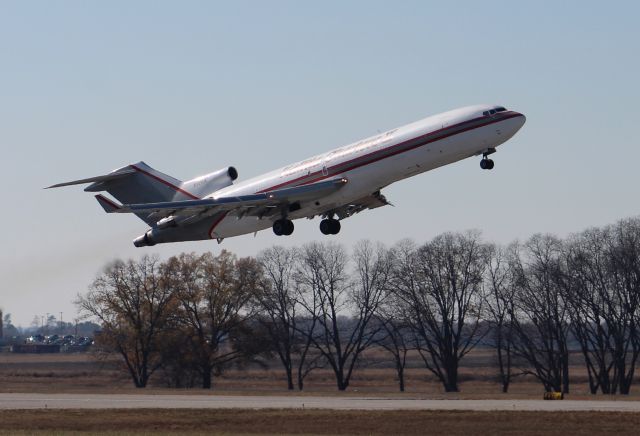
left=484, top=107, right=507, bottom=116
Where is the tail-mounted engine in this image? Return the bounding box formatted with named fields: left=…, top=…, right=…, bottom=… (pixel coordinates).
left=180, top=166, right=238, bottom=198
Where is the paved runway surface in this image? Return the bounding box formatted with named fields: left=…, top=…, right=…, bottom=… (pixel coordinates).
left=1, top=393, right=640, bottom=411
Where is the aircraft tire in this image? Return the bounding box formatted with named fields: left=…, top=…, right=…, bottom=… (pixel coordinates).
left=480, top=159, right=488, bottom=170
left=487, top=159, right=495, bottom=169
left=283, top=219, right=294, bottom=235
left=320, top=219, right=332, bottom=235
left=330, top=219, right=341, bottom=234
left=273, top=219, right=285, bottom=236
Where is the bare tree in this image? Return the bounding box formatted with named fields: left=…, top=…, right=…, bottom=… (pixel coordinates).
left=509, top=235, right=571, bottom=393
left=76, top=255, right=177, bottom=388
left=293, top=287, right=323, bottom=391
left=606, top=218, right=640, bottom=394
left=563, top=227, right=617, bottom=394
left=484, top=243, right=516, bottom=393
left=374, top=312, right=413, bottom=392
left=1, top=312, right=18, bottom=339
left=296, top=241, right=390, bottom=391
left=393, top=233, right=487, bottom=392
left=255, top=246, right=299, bottom=390
left=157, top=326, right=200, bottom=388
left=165, top=251, right=261, bottom=389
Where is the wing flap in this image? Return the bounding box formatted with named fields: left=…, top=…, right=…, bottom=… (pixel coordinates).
left=333, top=190, right=392, bottom=220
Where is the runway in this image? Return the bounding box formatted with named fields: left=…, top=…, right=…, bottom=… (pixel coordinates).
left=1, top=393, right=640, bottom=411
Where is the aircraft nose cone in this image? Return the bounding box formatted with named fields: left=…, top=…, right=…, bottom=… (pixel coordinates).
left=513, top=112, right=526, bottom=129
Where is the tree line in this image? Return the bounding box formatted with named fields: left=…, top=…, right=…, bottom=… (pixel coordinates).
left=77, top=217, right=640, bottom=394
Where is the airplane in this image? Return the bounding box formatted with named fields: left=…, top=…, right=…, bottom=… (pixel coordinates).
left=48, top=104, right=526, bottom=247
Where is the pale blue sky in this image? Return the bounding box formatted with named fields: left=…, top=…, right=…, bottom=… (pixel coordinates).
left=1, top=1, right=639, bottom=326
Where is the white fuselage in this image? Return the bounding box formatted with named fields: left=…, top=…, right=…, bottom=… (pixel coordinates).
left=207, top=104, right=526, bottom=239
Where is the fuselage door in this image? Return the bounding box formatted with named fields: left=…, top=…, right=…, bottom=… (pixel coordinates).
left=321, top=155, right=330, bottom=176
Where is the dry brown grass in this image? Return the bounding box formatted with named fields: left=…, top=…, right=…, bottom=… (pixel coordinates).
left=3, top=350, right=640, bottom=434
left=2, top=349, right=640, bottom=400
left=1, top=409, right=640, bottom=435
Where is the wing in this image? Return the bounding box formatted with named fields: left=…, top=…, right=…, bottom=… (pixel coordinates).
left=107, top=177, right=349, bottom=222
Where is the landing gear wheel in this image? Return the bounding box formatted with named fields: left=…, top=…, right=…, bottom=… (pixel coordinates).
left=273, top=219, right=284, bottom=236
left=320, top=219, right=332, bottom=235
left=480, top=158, right=495, bottom=170
left=283, top=219, right=294, bottom=235
left=329, top=219, right=341, bottom=235
left=273, top=219, right=294, bottom=236
left=320, top=219, right=341, bottom=235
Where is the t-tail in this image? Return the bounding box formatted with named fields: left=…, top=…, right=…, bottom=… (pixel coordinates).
left=46, top=161, right=238, bottom=225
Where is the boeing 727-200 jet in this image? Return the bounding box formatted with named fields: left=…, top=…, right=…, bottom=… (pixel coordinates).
left=48, top=104, right=526, bottom=247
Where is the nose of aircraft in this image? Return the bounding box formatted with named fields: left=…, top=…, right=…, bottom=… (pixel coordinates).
left=504, top=111, right=526, bottom=139
left=513, top=111, right=526, bottom=130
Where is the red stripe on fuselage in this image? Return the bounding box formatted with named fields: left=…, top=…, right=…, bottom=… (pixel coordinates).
left=259, top=112, right=522, bottom=193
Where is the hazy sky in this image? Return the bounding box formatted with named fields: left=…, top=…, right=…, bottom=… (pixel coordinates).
left=1, top=1, right=639, bottom=327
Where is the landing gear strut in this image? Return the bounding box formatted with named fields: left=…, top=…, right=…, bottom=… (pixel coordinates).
left=273, top=219, right=294, bottom=236
left=480, top=148, right=496, bottom=170
left=320, top=218, right=341, bottom=235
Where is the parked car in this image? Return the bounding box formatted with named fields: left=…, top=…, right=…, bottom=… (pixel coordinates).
left=45, top=334, right=60, bottom=344
left=25, top=334, right=44, bottom=344
left=62, top=335, right=75, bottom=345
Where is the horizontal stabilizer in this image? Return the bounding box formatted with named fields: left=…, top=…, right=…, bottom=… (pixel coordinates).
left=95, top=194, right=122, bottom=213
left=45, top=168, right=136, bottom=189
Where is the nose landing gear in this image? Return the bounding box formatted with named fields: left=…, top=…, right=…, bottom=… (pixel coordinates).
left=480, top=147, right=496, bottom=170
left=320, top=218, right=341, bottom=235
left=480, top=158, right=494, bottom=170
left=273, top=219, right=294, bottom=236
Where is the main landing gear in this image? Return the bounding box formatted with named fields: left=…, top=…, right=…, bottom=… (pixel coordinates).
left=480, top=147, right=496, bottom=170
left=320, top=218, right=341, bottom=235
left=273, top=219, right=294, bottom=236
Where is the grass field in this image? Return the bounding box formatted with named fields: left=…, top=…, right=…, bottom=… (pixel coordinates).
left=2, top=350, right=640, bottom=435
left=2, top=349, right=640, bottom=400
left=1, top=409, right=640, bottom=435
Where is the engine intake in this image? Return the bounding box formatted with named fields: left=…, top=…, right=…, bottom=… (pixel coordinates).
left=228, top=166, right=238, bottom=181
left=181, top=166, right=239, bottom=198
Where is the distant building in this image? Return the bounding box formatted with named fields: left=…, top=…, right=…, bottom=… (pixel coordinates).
left=0, top=309, right=3, bottom=338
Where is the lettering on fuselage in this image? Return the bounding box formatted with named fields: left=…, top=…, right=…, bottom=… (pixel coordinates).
left=281, top=129, right=398, bottom=177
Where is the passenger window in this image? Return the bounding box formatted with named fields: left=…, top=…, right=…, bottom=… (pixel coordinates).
left=489, top=109, right=496, bottom=115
